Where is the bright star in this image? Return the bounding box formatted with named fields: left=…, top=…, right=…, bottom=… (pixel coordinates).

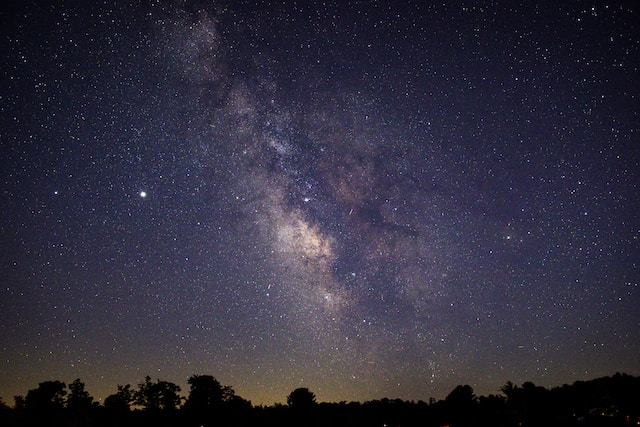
left=139, top=191, right=147, bottom=198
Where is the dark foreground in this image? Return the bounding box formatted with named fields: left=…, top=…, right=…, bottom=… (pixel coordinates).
left=2, top=373, right=638, bottom=427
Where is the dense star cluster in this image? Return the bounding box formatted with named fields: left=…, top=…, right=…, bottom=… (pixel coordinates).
left=1, top=1, right=638, bottom=405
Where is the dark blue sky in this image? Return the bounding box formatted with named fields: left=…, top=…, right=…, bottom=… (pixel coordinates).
left=1, top=1, right=638, bottom=405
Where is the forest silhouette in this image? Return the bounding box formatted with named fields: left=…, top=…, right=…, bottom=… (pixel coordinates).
left=1, top=372, right=638, bottom=427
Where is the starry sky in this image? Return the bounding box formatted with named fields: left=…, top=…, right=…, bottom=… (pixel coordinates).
left=1, top=1, right=639, bottom=406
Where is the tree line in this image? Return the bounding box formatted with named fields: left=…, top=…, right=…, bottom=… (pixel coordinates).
left=0, top=372, right=638, bottom=427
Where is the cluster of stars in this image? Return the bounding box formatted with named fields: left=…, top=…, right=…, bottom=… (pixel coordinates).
left=0, top=0, right=638, bottom=407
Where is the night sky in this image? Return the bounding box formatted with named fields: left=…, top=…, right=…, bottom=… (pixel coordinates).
left=1, top=1, right=639, bottom=406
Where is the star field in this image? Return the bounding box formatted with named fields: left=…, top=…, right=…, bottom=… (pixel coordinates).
left=1, top=1, right=639, bottom=405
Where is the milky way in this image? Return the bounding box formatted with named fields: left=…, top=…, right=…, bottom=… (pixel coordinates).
left=1, top=1, right=639, bottom=405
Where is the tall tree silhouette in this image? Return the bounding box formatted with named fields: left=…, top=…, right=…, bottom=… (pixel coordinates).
left=501, top=380, right=551, bottom=425
left=287, top=387, right=317, bottom=411
left=24, top=380, right=67, bottom=412
left=184, top=374, right=224, bottom=412
left=443, top=384, right=478, bottom=427
left=134, top=376, right=182, bottom=411
left=104, top=384, right=135, bottom=412
left=183, top=374, right=252, bottom=426
left=13, top=395, right=25, bottom=410
left=286, top=388, right=318, bottom=427
left=66, top=378, right=93, bottom=411
left=64, top=378, right=96, bottom=427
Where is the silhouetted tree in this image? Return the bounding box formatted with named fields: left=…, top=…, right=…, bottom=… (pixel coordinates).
left=63, top=378, right=96, bottom=427
left=184, top=374, right=224, bottom=412
left=104, top=383, right=135, bottom=412
left=2, top=372, right=639, bottom=427
left=285, top=388, right=318, bottom=427
left=500, top=380, right=517, bottom=398
left=66, top=378, right=94, bottom=410
left=13, top=395, right=25, bottom=410
left=501, top=380, right=555, bottom=426
left=135, top=376, right=156, bottom=410
left=446, top=384, right=476, bottom=406
left=477, top=394, right=508, bottom=427
left=287, top=387, right=317, bottom=411
left=25, top=380, right=67, bottom=412
left=287, top=388, right=317, bottom=426
left=19, top=381, right=68, bottom=427
left=501, top=380, right=524, bottom=425
left=443, top=385, right=478, bottom=427
left=134, top=376, right=182, bottom=411
left=102, top=383, right=136, bottom=427
left=183, top=375, right=253, bottom=426
left=157, top=380, right=183, bottom=411
left=223, top=389, right=252, bottom=411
